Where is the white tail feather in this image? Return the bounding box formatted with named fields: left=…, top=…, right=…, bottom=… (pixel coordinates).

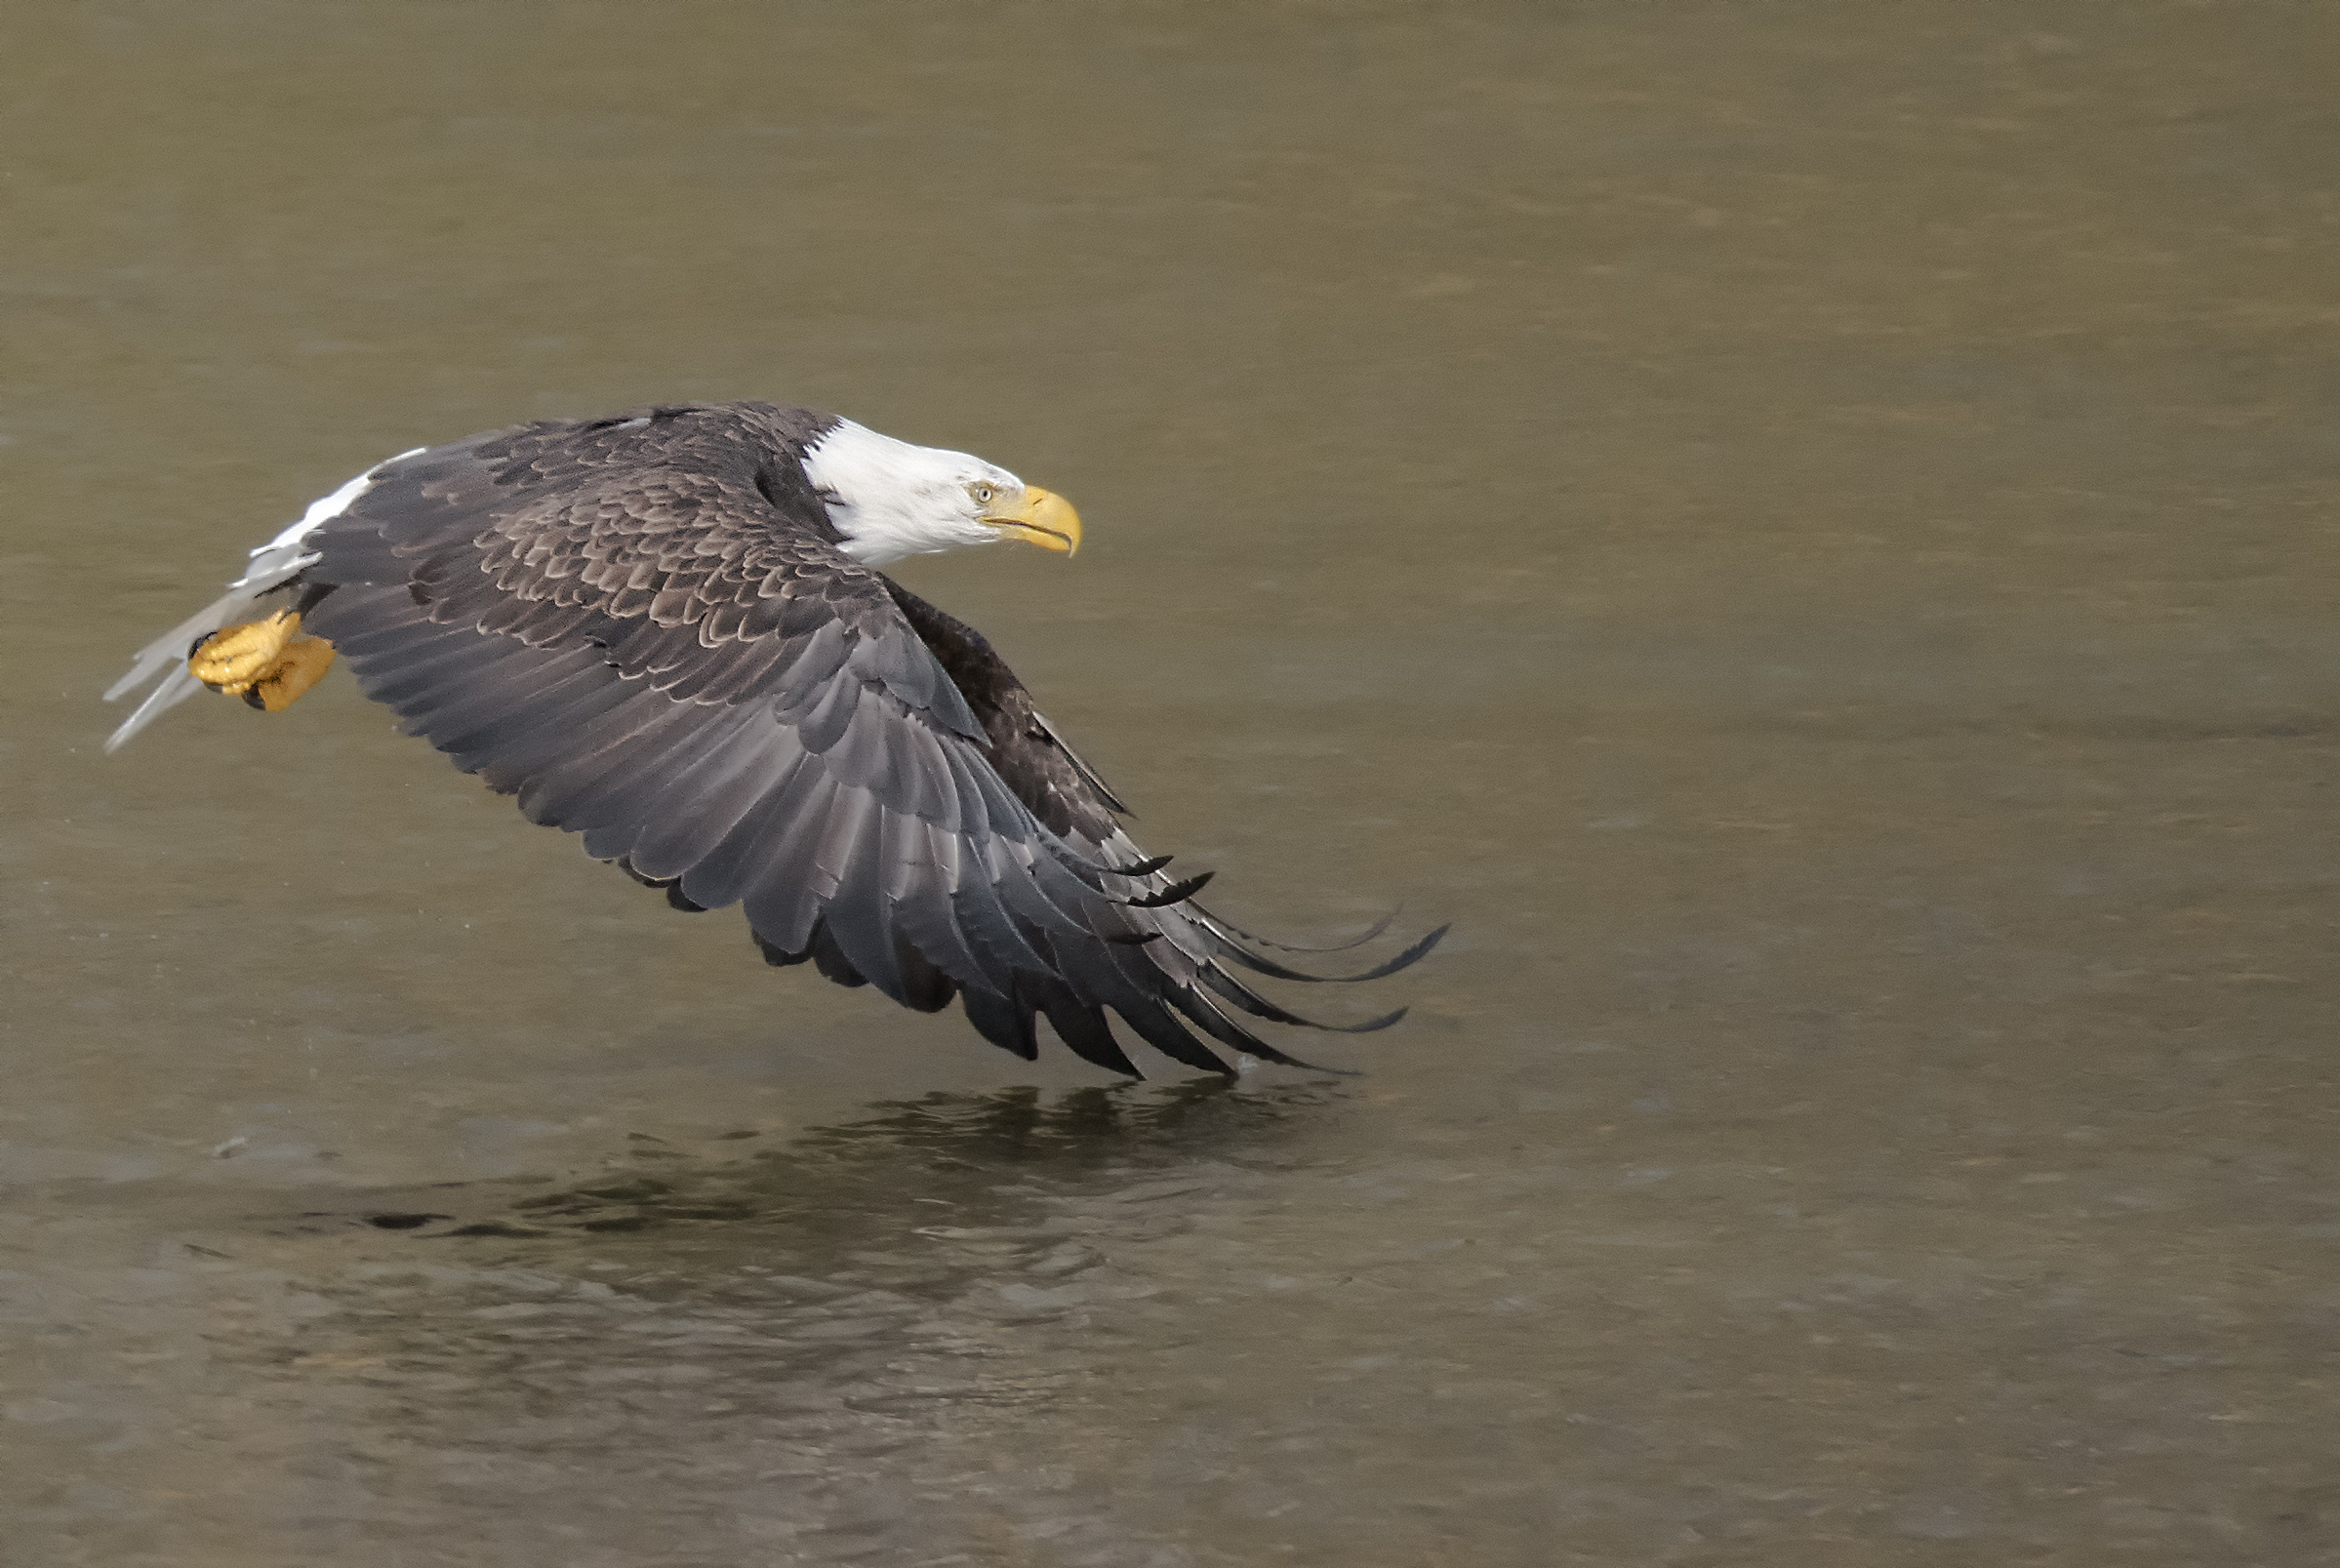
left=105, top=664, right=213, bottom=754
left=101, top=447, right=424, bottom=752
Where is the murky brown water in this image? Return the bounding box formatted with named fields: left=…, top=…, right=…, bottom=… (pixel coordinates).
left=6, top=3, right=2337, bottom=1562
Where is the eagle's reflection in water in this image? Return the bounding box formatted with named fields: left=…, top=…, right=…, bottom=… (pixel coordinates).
left=215, top=1082, right=1338, bottom=1563
left=499, top=1077, right=1318, bottom=1234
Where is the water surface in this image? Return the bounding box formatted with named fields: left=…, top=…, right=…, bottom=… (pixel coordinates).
left=4, top=3, right=2336, bottom=1563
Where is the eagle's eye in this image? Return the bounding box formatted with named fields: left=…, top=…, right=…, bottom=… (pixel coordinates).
left=968, top=481, right=998, bottom=507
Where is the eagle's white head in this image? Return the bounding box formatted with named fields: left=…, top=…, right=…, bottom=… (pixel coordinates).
left=800, top=419, right=1083, bottom=568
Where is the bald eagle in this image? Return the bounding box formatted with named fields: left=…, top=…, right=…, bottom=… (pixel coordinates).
left=104, top=403, right=1439, bottom=1076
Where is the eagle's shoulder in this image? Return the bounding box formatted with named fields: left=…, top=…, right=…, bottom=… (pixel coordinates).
left=313, top=403, right=864, bottom=604
left=304, top=403, right=979, bottom=733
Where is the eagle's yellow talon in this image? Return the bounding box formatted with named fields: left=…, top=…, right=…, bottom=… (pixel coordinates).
left=246, top=636, right=337, bottom=710
left=191, top=611, right=300, bottom=690
left=190, top=611, right=336, bottom=710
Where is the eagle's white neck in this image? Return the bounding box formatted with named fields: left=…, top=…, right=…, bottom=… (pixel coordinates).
left=799, top=420, right=1023, bottom=566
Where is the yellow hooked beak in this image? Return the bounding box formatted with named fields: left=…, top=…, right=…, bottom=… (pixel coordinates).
left=983, top=486, right=1082, bottom=555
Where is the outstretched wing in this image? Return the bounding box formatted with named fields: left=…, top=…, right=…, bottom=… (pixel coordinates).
left=879, top=583, right=1443, bottom=1073
left=295, top=403, right=1435, bottom=1075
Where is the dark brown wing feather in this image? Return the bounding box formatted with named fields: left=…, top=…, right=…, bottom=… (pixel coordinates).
left=298, top=401, right=1438, bottom=1075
